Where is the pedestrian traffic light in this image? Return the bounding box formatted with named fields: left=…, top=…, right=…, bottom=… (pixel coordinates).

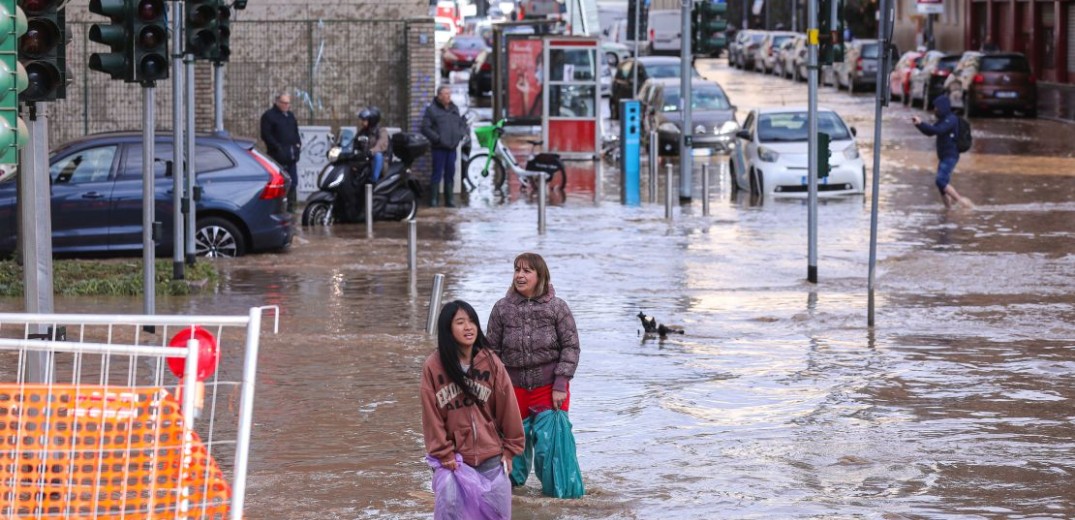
left=17, top=0, right=66, bottom=102
left=817, top=131, right=831, bottom=178
left=626, top=0, right=646, bottom=42
left=88, top=0, right=131, bottom=81
left=185, top=0, right=218, bottom=60
left=691, top=0, right=727, bottom=57
left=131, top=0, right=167, bottom=84
left=212, top=2, right=230, bottom=63
left=0, top=0, right=29, bottom=164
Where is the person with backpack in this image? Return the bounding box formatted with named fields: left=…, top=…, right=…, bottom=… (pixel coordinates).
left=912, top=94, right=967, bottom=208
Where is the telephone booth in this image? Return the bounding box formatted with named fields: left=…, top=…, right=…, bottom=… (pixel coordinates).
left=542, top=37, right=601, bottom=158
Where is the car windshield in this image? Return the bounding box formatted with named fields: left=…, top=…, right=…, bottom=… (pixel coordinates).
left=772, top=35, right=794, bottom=47
left=662, top=87, right=731, bottom=112
left=938, top=57, right=960, bottom=71
left=452, top=37, right=486, bottom=49
left=647, top=64, right=682, bottom=78
left=980, top=56, right=1030, bottom=72
left=757, top=112, right=851, bottom=142
left=750, top=33, right=765, bottom=43
left=435, top=22, right=451, bottom=31
left=860, top=44, right=879, bottom=59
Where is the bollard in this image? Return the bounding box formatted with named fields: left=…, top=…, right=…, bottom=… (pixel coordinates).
left=537, top=173, right=547, bottom=235
left=649, top=131, right=658, bottom=203
left=365, top=184, right=374, bottom=239
left=407, top=219, right=417, bottom=272
left=425, top=273, right=445, bottom=335
left=702, top=163, right=710, bottom=216
left=665, top=163, right=673, bottom=220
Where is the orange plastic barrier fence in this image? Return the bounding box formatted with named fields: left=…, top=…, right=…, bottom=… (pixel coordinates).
left=0, top=385, right=231, bottom=518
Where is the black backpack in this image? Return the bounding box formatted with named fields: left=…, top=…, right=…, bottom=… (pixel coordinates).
left=956, top=117, right=972, bottom=153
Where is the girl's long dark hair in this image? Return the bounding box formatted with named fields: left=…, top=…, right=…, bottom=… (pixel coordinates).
left=436, top=300, right=489, bottom=402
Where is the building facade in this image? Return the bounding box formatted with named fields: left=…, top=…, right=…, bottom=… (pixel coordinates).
left=966, top=0, right=1072, bottom=84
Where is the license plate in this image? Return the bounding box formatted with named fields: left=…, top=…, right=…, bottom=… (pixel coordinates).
left=996, top=91, right=1018, bottom=99
left=800, top=176, right=830, bottom=185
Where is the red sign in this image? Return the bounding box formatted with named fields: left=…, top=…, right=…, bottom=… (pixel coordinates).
left=507, top=39, right=543, bottom=119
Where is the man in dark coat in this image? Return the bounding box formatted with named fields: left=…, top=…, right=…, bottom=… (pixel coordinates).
left=261, top=91, right=301, bottom=212
left=420, top=85, right=467, bottom=207
left=913, top=95, right=966, bottom=208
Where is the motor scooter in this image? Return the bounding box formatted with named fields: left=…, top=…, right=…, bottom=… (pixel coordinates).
left=302, top=132, right=429, bottom=226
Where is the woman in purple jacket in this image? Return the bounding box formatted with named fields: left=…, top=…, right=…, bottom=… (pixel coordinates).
left=485, top=252, right=581, bottom=488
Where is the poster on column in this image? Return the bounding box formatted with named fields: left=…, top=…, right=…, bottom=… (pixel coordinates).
left=916, top=0, right=943, bottom=15
left=507, top=38, right=544, bottom=122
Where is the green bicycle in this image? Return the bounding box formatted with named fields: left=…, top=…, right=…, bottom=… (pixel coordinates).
left=462, top=119, right=567, bottom=192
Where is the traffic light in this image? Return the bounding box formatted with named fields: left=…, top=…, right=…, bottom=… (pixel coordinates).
left=626, top=0, right=646, bottom=42
left=213, top=2, right=230, bottom=63
left=817, top=131, right=830, bottom=178
left=130, top=0, right=167, bottom=84
left=17, top=0, right=66, bottom=102
left=692, top=0, right=728, bottom=57
left=818, top=0, right=845, bottom=65
left=0, top=0, right=28, bottom=164
left=88, top=0, right=131, bottom=81
left=185, top=0, right=218, bottom=60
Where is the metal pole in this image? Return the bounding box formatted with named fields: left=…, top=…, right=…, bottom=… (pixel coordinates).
left=925, top=14, right=934, bottom=51
left=742, top=0, right=749, bottom=29
left=868, top=0, right=892, bottom=326
left=679, top=0, right=693, bottom=201
left=143, top=86, right=157, bottom=317
left=537, top=175, right=547, bottom=234
left=632, top=0, right=641, bottom=95
left=230, top=306, right=263, bottom=520
left=792, top=0, right=798, bottom=32
left=171, top=0, right=185, bottom=277
left=807, top=0, right=819, bottom=283
left=648, top=131, right=658, bottom=202
left=702, top=163, right=710, bottom=216
left=426, top=273, right=446, bottom=335
left=185, top=55, right=197, bottom=266
left=20, top=103, right=53, bottom=383
left=213, top=62, right=225, bottom=133
left=408, top=219, right=417, bottom=272
left=365, top=184, right=374, bottom=238
left=665, top=162, right=673, bottom=220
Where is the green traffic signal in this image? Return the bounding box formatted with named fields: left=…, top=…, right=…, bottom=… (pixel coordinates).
left=87, top=0, right=130, bottom=81
left=131, top=0, right=167, bottom=83
left=185, top=0, right=218, bottom=60
left=817, top=131, right=831, bottom=179
left=16, top=0, right=66, bottom=102
left=213, top=3, right=230, bottom=63
left=0, top=0, right=28, bottom=163
left=691, top=1, right=727, bottom=57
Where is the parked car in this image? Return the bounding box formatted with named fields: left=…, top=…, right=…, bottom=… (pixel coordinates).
left=833, top=39, right=898, bottom=92
left=609, top=56, right=700, bottom=119
left=754, top=31, right=798, bottom=74
left=908, top=51, right=959, bottom=109
left=441, top=35, right=488, bottom=78
left=888, top=50, right=923, bottom=105
left=602, top=40, right=631, bottom=67
left=647, top=10, right=682, bottom=54
left=729, top=107, right=865, bottom=197
left=467, top=49, right=493, bottom=97
left=434, top=16, right=457, bottom=47
left=774, top=35, right=803, bottom=79
left=729, top=30, right=765, bottom=70
left=945, top=52, right=1037, bottom=117
left=0, top=132, right=293, bottom=258
left=638, top=77, right=738, bottom=155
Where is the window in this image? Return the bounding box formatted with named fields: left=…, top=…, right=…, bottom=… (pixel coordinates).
left=662, top=87, right=731, bottom=112
left=758, top=112, right=851, bottom=142
left=194, top=145, right=234, bottom=172
left=120, top=142, right=173, bottom=179
left=50, top=146, right=118, bottom=184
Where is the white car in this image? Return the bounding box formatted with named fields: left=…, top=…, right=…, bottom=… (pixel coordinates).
left=729, top=107, right=865, bottom=197
left=434, top=16, right=457, bottom=48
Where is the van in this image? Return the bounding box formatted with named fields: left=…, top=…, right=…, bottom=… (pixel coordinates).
left=647, top=10, right=681, bottom=54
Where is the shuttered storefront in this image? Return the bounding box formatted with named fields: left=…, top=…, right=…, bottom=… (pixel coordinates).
left=1069, top=2, right=1075, bottom=73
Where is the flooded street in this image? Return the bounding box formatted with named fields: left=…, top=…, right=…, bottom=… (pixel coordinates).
left=6, top=59, right=1075, bottom=518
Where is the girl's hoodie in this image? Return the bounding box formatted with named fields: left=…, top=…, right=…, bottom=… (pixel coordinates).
left=420, top=347, right=525, bottom=467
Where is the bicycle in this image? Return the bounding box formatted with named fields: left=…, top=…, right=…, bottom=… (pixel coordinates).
left=462, top=119, right=567, bottom=193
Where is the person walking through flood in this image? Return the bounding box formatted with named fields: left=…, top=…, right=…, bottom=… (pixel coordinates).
left=421, top=300, right=524, bottom=518
left=912, top=95, right=967, bottom=208
left=485, top=252, right=581, bottom=490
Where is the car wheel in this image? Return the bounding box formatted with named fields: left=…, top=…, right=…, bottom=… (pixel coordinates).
left=728, top=159, right=739, bottom=191
left=902, top=85, right=911, bottom=105
left=301, top=201, right=334, bottom=226
left=195, top=217, right=246, bottom=258
left=749, top=168, right=763, bottom=197
left=468, top=80, right=477, bottom=97
left=605, top=52, right=619, bottom=67
left=964, top=93, right=977, bottom=118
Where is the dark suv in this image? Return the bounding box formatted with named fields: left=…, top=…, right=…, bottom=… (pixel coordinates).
left=961, top=53, right=1037, bottom=118
left=0, top=132, right=293, bottom=258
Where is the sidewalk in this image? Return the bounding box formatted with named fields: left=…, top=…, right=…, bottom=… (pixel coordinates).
left=1038, top=82, right=1075, bottom=123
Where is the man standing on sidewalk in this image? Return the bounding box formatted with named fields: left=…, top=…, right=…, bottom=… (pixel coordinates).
left=261, top=91, right=302, bottom=212
left=420, top=85, right=467, bottom=208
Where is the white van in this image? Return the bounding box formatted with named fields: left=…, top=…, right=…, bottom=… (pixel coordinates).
left=647, top=10, right=681, bottom=54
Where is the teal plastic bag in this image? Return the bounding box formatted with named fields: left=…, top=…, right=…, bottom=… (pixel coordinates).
left=532, top=410, right=585, bottom=498
left=509, top=414, right=534, bottom=486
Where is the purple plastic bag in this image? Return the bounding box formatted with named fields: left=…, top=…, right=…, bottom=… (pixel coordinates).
left=426, top=454, right=511, bottom=520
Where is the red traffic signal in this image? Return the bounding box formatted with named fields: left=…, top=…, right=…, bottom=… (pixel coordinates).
left=131, top=0, right=167, bottom=83
left=16, top=0, right=67, bottom=101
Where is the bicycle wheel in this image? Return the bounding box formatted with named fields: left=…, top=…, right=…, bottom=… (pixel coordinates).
left=545, top=166, right=567, bottom=191
left=463, top=154, right=501, bottom=192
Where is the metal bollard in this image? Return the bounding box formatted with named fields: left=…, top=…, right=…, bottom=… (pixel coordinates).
left=365, top=184, right=373, bottom=239
left=407, top=219, right=417, bottom=272
left=665, top=163, right=673, bottom=220
left=649, top=131, right=658, bottom=203
left=425, top=273, right=445, bottom=335
left=702, top=163, right=710, bottom=216
left=537, top=174, right=547, bottom=235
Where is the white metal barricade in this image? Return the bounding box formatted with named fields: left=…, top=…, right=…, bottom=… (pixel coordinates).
left=0, top=306, right=278, bottom=519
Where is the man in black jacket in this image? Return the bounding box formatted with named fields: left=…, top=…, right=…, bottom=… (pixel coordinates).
left=420, top=85, right=467, bottom=207
left=261, top=91, right=301, bottom=212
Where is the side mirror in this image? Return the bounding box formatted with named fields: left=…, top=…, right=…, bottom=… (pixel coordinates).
left=850, top=127, right=857, bottom=136
left=736, top=129, right=751, bottom=140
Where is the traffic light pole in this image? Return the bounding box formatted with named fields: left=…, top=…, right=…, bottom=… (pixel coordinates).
left=20, top=103, right=54, bottom=383
left=868, top=0, right=893, bottom=326
left=142, top=85, right=156, bottom=320
left=185, top=53, right=197, bottom=265
left=679, top=0, right=692, bottom=201
left=807, top=0, right=819, bottom=283
left=171, top=0, right=185, bottom=279
left=213, top=61, right=224, bottom=133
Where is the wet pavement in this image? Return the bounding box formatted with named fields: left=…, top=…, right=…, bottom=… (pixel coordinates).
left=4, top=59, right=1075, bottom=518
